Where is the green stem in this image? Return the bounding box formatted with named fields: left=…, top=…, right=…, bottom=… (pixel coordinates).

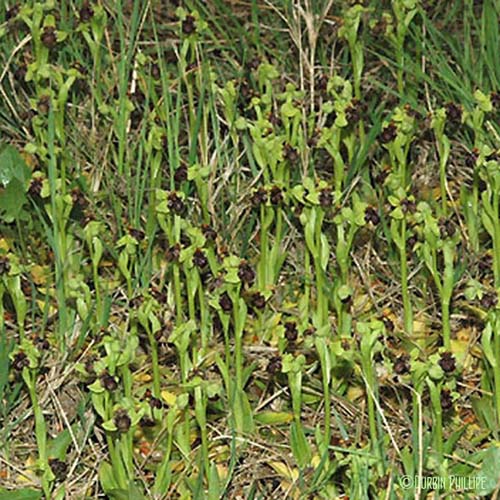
left=396, top=37, right=404, bottom=94
left=148, top=332, right=161, bottom=397
left=234, top=304, right=243, bottom=391
left=321, top=357, right=331, bottom=447
left=493, top=191, right=500, bottom=288
left=494, top=322, right=500, bottom=427
left=366, top=370, right=378, bottom=457
left=173, top=264, right=182, bottom=324
left=26, top=372, right=50, bottom=498
left=259, top=205, right=269, bottom=289
left=400, top=218, right=413, bottom=335
left=442, top=300, right=451, bottom=350
left=439, top=154, right=447, bottom=216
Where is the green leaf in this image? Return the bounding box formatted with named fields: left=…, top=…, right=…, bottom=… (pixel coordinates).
left=290, top=421, right=311, bottom=469
left=232, top=388, right=254, bottom=433
left=481, top=323, right=497, bottom=368
left=102, top=419, right=118, bottom=432
left=98, top=462, right=119, bottom=494
left=0, top=489, right=43, bottom=500
left=0, top=144, right=31, bottom=222
left=47, top=429, right=72, bottom=460
left=255, top=411, right=294, bottom=425
left=474, top=446, right=500, bottom=495
left=207, top=463, right=221, bottom=500
left=0, top=144, right=30, bottom=186
left=337, top=284, right=353, bottom=301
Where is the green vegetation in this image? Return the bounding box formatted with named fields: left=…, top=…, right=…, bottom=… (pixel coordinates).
left=0, top=0, right=500, bottom=498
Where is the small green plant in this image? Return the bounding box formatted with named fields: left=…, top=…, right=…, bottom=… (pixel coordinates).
left=389, top=0, right=420, bottom=94
left=10, top=340, right=53, bottom=498
left=282, top=353, right=311, bottom=469
left=416, top=202, right=460, bottom=350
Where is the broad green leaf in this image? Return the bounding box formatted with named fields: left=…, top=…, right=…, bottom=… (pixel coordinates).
left=255, top=411, right=294, bottom=425
left=290, top=421, right=311, bottom=469
left=0, top=144, right=31, bottom=222
left=0, top=489, right=42, bottom=500
left=47, top=429, right=72, bottom=460
left=98, top=461, right=120, bottom=494
left=475, top=446, right=500, bottom=495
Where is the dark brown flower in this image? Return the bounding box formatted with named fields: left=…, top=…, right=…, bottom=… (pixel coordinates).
left=49, top=459, right=68, bottom=481
left=201, top=224, right=217, bottom=242
left=376, top=475, right=389, bottom=490
left=6, top=5, right=20, bottom=21
left=165, top=243, right=181, bottom=262
left=70, top=188, right=87, bottom=211
left=193, top=248, right=208, bottom=269
left=269, top=112, right=282, bottom=128
left=212, top=314, right=223, bottom=334
left=140, top=416, right=156, bottom=427
left=445, top=102, right=462, bottom=124
left=269, top=186, right=283, bottom=205
left=284, top=321, right=298, bottom=342
left=250, top=187, right=267, bottom=207
left=371, top=17, right=387, bottom=37
left=317, top=73, right=328, bottom=93
left=114, top=410, right=131, bottom=432
left=28, top=178, right=43, bottom=197
left=239, top=80, right=252, bottom=99
left=465, top=149, right=478, bottom=168
left=174, top=165, right=188, bottom=184
left=438, top=352, right=456, bottom=373
left=339, top=339, right=350, bottom=352
left=406, top=235, right=417, bottom=251
left=167, top=192, right=185, bottom=215
left=325, top=111, right=337, bottom=128
left=100, top=373, right=118, bottom=391
left=382, top=316, right=394, bottom=332
left=149, top=396, right=163, bottom=410
left=38, top=95, right=51, bottom=114
left=400, top=198, right=416, bottom=214
left=79, top=1, right=94, bottom=22
left=304, top=327, right=316, bottom=337
left=319, top=188, right=333, bottom=208
left=14, top=64, right=27, bottom=82
left=71, top=61, right=88, bottom=76
left=219, top=292, right=233, bottom=313
left=41, top=26, right=57, bottom=49
left=379, top=123, right=397, bottom=144
left=283, top=144, right=299, bottom=163
left=393, top=355, right=410, bottom=375
left=0, top=256, right=11, bottom=275
left=182, top=15, right=196, bottom=35
left=238, top=261, right=255, bottom=285
left=12, top=352, right=29, bottom=371
left=267, top=356, right=282, bottom=375
left=440, top=389, right=453, bottom=411
left=439, top=218, right=455, bottom=239
left=365, top=206, right=380, bottom=225
left=128, top=227, right=145, bottom=240
left=247, top=291, right=266, bottom=310
left=33, top=336, right=50, bottom=350
left=345, top=99, right=362, bottom=124
left=480, top=292, right=498, bottom=310
left=486, top=151, right=500, bottom=162
left=491, top=92, right=500, bottom=109
left=84, top=356, right=96, bottom=375
left=478, top=254, right=492, bottom=277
